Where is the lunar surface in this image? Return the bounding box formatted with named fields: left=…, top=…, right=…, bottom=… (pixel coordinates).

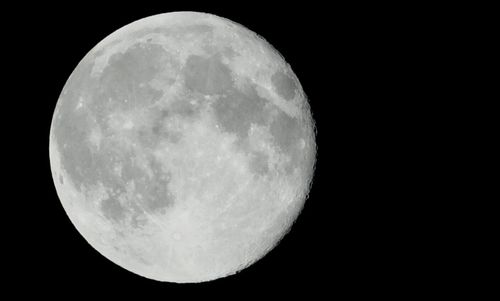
left=49, top=11, right=316, bottom=283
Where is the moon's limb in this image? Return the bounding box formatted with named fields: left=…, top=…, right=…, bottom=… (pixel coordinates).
left=50, top=11, right=316, bottom=283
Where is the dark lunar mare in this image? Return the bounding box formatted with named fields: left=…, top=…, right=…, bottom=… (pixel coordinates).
left=53, top=42, right=178, bottom=226
left=182, top=52, right=311, bottom=175
left=271, top=69, right=298, bottom=101
left=53, top=35, right=312, bottom=227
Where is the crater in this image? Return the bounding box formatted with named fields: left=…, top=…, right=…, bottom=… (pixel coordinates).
left=271, top=69, right=297, bottom=101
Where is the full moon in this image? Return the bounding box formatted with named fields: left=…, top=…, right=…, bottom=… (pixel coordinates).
left=49, top=11, right=316, bottom=283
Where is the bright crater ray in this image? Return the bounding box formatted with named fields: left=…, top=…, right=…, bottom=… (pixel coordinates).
left=49, top=12, right=316, bottom=283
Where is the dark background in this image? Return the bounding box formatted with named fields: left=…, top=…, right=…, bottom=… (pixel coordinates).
left=8, top=2, right=449, bottom=297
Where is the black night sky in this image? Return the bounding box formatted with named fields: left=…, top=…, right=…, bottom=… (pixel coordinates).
left=9, top=2, right=441, bottom=298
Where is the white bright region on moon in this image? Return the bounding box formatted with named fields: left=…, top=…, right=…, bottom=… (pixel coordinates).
left=49, top=11, right=316, bottom=283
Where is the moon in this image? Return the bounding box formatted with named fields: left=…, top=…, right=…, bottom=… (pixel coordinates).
left=49, top=11, right=316, bottom=283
